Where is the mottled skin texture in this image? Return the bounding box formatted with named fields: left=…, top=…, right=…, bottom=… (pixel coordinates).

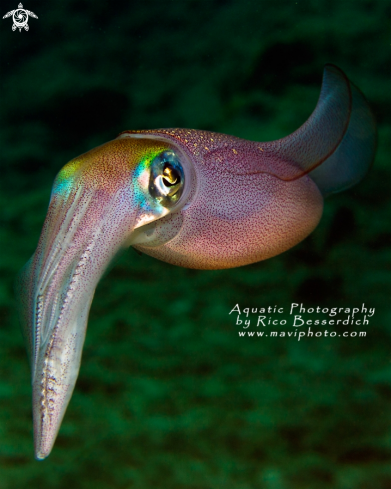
left=17, top=65, right=376, bottom=459
left=19, top=139, right=180, bottom=459
left=124, top=129, right=324, bottom=269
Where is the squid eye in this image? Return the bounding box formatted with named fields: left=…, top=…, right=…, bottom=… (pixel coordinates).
left=149, top=150, right=184, bottom=207
left=162, top=163, right=180, bottom=187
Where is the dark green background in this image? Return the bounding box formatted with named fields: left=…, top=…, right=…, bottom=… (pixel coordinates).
left=0, top=1, right=390, bottom=488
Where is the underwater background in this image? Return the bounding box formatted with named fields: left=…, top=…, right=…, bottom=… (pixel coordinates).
left=0, top=0, right=390, bottom=488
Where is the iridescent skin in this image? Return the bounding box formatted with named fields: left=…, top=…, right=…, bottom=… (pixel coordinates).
left=17, top=65, right=376, bottom=459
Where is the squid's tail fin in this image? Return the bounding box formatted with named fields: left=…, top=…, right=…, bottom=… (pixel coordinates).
left=308, top=65, right=377, bottom=196
left=259, top=64, right=377, bottom=197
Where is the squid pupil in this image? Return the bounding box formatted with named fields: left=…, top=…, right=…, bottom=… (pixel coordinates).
left=162, top=163, right=180, bottom=187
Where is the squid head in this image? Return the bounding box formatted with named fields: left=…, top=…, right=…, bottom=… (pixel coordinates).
left=17, top=65, right=376, bottom=459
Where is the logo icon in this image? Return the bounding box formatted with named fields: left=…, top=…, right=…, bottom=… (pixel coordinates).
left=3, top=3, right=38, bottom=32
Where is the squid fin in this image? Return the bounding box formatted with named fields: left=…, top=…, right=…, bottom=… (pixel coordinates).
left=262, top=64, right=376, bottom=194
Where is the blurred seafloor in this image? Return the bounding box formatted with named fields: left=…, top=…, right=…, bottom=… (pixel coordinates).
left=0, top=1, right=390, bottom=488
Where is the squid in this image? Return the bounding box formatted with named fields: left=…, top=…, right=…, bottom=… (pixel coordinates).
left=17, top=65, right=376, bottom=459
